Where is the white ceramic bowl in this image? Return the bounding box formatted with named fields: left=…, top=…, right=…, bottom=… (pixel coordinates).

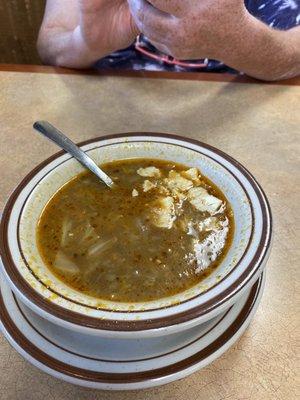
left=0, top=133, right=272, bottom=338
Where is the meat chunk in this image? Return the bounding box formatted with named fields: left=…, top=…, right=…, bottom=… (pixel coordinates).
left=187, top=187, right=223, bottom=215
left=194, top=225, right=229, bottom=272
left=164, top=170, right=193, bottom=193
left=171, top=188, right=187, bottom=202
left=143, top=180, right=157, bottom=192
left=181, top=168, right=199, bottom=182
left=150, top=196, right=176, bottom=229
left=137, top=166, right=161, bottom=178
left=158, top=185, right=170, bottom=196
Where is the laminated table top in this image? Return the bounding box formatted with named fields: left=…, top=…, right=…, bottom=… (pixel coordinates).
left=0, top=65, right=299, bottom=400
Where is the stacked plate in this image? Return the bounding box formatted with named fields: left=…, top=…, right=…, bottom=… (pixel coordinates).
left=0, top=134, right=272, bottom=390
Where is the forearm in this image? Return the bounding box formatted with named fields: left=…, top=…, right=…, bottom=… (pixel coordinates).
left=221, top=15, right=300, bottom=81
left=37, top=26, right=108, bottom=68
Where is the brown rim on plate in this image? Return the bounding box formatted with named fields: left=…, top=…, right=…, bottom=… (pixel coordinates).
left=0, top=133, right=272, bottom=331
left=15, top=141, right=253, bottom=312
left=14, top=293, right=232, bottom=363
left=0, top=276, right=262, bottom=384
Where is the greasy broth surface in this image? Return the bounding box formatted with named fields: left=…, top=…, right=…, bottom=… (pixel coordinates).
left=37, top=159, right=233, bottom=302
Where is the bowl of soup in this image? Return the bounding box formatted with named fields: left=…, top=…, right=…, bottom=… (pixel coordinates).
left=0, top=133, right=272, bottom=338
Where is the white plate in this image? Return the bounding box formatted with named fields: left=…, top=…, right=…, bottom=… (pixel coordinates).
left=0, top=272, right=265, bottom=390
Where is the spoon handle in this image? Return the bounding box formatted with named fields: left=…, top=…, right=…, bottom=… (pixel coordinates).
left=33, top=121, right=113, bottom=188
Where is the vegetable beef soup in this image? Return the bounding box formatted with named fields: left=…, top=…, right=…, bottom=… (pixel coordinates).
left=37, top=159, right=234, bottom=302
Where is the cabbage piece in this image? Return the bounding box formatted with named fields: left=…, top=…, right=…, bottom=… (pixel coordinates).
left=54, top=251, right=79, bottom=274
left=87, top=237, right=118, bottom=257
left=61, top=219, right=73, bottom=247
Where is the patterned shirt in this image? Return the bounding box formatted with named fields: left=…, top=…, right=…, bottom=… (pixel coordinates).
left=95, top=0, right=300, bottom=73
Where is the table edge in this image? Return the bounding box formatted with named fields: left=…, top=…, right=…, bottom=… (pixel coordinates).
left=0, top=64, right=299, bottom=86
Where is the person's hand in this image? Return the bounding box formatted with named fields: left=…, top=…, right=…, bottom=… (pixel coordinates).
left=38, top=0, right=139, bottom=67
left=78, top=0, right=139, bottom=57
left=127, top=0, right=251, bottom=61
left=127, top=0, right=300, bottom=80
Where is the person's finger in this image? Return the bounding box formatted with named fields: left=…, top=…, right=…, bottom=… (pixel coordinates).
left=146, top=0, right=185, bottom=16
left=128, top=0, right=176, bottom=42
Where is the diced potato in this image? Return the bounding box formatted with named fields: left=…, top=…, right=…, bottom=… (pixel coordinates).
left=150, top=196, right=176, bottom=229
left=181, top=168, right=199, bottom=181
left=187, top=187, right=223, bottom=215
left=132, top=189, right=139, bottom=197
left=137, top=166, right=161, bottom=178
left=164, top=170, right=193, bottom=193
left=143, top=180, right=157, bottom=192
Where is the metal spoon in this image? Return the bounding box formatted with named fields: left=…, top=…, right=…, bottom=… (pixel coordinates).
left=33, top=121, right=114, bottom=188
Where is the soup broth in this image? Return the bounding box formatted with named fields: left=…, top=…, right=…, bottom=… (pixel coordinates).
left=37, top=159, right=234, bottom=302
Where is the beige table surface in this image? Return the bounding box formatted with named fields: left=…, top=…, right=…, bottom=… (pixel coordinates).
left=0, top=68, right=299, bottom=400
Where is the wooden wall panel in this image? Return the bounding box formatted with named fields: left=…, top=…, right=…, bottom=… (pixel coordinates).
left=0, top=0, right=45, bottom=64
